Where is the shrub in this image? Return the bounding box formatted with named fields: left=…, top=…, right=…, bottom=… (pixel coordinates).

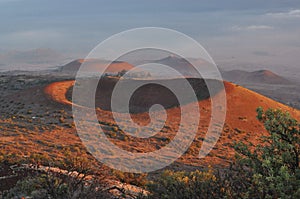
left=146, top=108, right=300, bottom=199
left=3, top=170, right=110, bottom=199
left=3, top=150, right=109, bottom=199
left=146, top=167, right=225, bottom=199
left=233, top=107, right=300, bottom=198
left=112, top=170, right=148, bottom=187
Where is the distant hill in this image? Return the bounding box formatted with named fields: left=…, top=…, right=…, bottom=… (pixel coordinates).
left=154, top=56, right=204, bottom=77
left=222, top=69, right=291, bottom=85
left=60, top=59, right=134, bottom=74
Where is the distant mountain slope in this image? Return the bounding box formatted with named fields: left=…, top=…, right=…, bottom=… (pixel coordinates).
left=154, top=56, right=204, bottom=77
left=60, top=59, right=134, bottom=74
left=222, top=69, right=291, bottom=85
left=221, top=69, right=300, bottom=109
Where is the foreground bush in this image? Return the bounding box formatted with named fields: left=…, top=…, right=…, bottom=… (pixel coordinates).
left=233, top=107, right=300, bottom=198
left=3, top=171, right=110, bottom=199
left=146, top=167, right=225, bottom=199
left=2, top=150, right=110, bottom=199
left=146, top=108, right=300, bottom=199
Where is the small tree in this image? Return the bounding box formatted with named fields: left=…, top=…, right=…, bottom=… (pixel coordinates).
left=234, top=107, right=300, bottom=198
left=145, top=108, right=300, bottom=198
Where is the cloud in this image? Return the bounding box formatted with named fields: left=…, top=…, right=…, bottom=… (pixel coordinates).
left=266, top=9, right=300, bottom=18
left=231, top=25, right=274, bottom=31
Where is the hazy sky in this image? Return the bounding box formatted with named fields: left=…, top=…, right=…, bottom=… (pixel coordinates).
left=0, top=0, right=300, bottom=75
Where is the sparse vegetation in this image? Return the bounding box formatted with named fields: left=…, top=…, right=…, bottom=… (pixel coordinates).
left=2, top=160, right=110, bottom=199
left=112, top=170, right=148, bottom=187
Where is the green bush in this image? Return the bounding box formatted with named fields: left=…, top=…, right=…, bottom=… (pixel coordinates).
left=112, top=170, right=148, bottom=187
left=233, top=107, right=300, bottom=198
left=146, top=167, right=225, bottom=199
left=146, top=108, right=300, bottom=199
left=3, top=152, right=110, bottom=199
left=3, top=172, right=109, bottom=199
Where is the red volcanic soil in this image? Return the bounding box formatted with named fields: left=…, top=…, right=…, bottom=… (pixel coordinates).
left=44, top=80, right=74, bottom=106
left=43, top=78, right=300, bottom=167
left=2, top=76, right=299, bottom=189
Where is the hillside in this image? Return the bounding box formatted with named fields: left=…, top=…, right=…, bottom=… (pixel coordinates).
left=221, top=69, right=300, bottom=109
left=1, top=73, right=300, bottom=193
left=44, top=77, right=300, bottom=167
left=154, top=56, right=203, bottom=77
left=222, top=69, right=291, bottom=85
left=60, top=59, right=134, bottom=74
